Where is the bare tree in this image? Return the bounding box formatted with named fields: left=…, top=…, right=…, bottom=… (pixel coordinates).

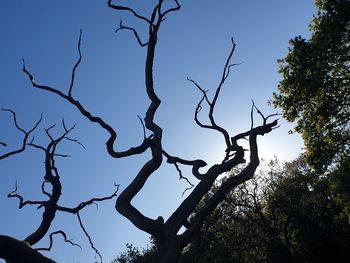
left=16, top=1, right=277, bottom=262
left=0, top=110, right=54, bottom=263
left=0, top=122, right=118, bottom=263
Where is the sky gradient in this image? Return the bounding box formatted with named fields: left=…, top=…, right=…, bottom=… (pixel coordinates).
left=1, top=1, right=315, bottom=262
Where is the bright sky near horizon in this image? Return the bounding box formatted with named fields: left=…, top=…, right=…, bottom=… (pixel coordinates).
left=1, top=1, right=315, bottom=262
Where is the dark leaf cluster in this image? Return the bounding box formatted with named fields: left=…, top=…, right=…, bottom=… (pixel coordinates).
left=273, top=0, right=350, bottom=171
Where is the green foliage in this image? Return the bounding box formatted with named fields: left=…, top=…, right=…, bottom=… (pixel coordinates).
left=112, top=243, right=156, bottom=263
left=273, top=0, right=350, bottom=171
left=114, top=157, right=350, bottom=262
left=328, top=155, right=350, bottom=220
left=181, top=157, right=350, bottom=262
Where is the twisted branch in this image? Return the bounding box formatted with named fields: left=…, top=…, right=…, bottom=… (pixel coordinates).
left=22, top=35, right=150, bottom=159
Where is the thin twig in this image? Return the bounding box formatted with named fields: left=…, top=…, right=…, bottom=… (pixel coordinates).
left=69, top=30, right=83, bottom=97
left=0, top=110, right=42, bottom=160
left=251, top=100, right=255, bottom=129
left=22, top=60, right=151, bottom=158
left=36, top=230, right=82, bottom=251
left=116, top=20, right=148, bottom=47
left=8, top=181, right=45, bottom=209
left=77, top=211, right=103, bottom=263
left=108, top=1, right=152, bottom=24
left=187, top=77, right=211, bottom=105
left=137, top=115, right=146, bottom=139
left=161, top=0, right=181, bottom=17
left=57, top=185, right=119, bottom=213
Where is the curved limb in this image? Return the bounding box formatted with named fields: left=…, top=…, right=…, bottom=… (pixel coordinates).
left=0, top=235, right=55, bottom=263
left=22, top=32, right=151, bottom=159
left=35, top=230, right=81, bottom=251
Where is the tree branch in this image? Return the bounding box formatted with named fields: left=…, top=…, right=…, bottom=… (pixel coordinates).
left=190, top=40, right=238, bottom=150
left=207, top=39, right=236, bottom=147
left=0, top=109, right=42, bottom=160
left=161, top=0, right=181, bottom=17
left=165, top=147, right=246, bottom=235
left=0, top=235, right=55, bottom=263
left=180, top=119, right=278, bottom=245
left=68, top=30, right=82, bottom=97
left=114, top=0, right=177, bottom=238
left=163, top=150, right=207, bottom=180
left=57, top=185, right=119, bottom=214
left=162, top=150, right=195, bottom=193
left=8, top=182, right=45, bottom=209
left=116, top=20, right=148, bottom=47
left=22, top=60, right=151, bottom=158
left=36, top=230, right=81, bottom=251
left=187, top=77, right=211, bottom=106
left=107, top=0, right=152, bottom=24
left=5, top=123, right=119, bottom=261
left=77, top=211, right=103, bottom=263
left=22, top=125, right=74, bottom=246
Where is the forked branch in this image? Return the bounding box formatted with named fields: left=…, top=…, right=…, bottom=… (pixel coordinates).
left=57, top=185, right=119, bottom=214
left=0, top=109, right=42, bottom=161
left=114, top=0, right=182, bottom=239
left=8, top=182, right=45, bottom=209
left=4, top=124, right=118, bottom=263
left=180, top=119, right=278, bottom=245
left=116, top=20, right=148, bottom=47
left=36, top=230, right=81, bottom=251
left=189, top=39, right=237, bottom=150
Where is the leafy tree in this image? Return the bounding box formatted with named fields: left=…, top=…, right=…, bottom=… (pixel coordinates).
left=273, top=0, right=350, bottom=171
left=114, top=157, right=350, bottom=262
left=112, top=243, right=156, bottom=263
left=328, top=155, right=350, bottom=219
left=265, top=157, right=350, bottom=262
left=182, top=157, right=350, bottom=262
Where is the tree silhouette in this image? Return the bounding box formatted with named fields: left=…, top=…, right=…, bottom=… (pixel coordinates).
left=0, top=121, right=118, bottom=263
left=2, top=1, right=278, bottom=262
left=273, top=0, right=350, bottom=171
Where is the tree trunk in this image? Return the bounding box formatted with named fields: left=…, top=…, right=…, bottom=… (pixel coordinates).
left=155, top=236, right=182, bottom=263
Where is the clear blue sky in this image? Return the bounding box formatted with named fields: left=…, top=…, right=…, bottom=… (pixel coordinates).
left=1, top=1, right=315, bottom=262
